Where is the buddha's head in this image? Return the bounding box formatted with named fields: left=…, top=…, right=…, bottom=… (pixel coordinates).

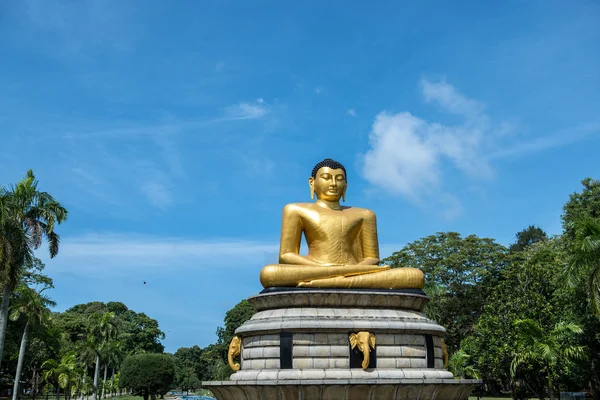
left=309, top=158, right=348, bottom=202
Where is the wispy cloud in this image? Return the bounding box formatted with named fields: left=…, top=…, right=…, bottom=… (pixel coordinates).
left=361, top=78, right=599, bottom=218
left=347, top=109, right=357, bottom=117
left=224, top=99, right=270, bottom=120
left=40, top=233, right=279, bottom=275
left=361, top=79, right=493, bottom=216
left=314, top=87, right=323, bottom=94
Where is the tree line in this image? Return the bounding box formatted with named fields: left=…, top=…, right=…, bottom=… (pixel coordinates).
left=383, top=177, right=600, bottom=400
left=177, top=178, right=600, bottom=400
left=4, top=170, right=599, bottom=400
left=1, top=171, right=172, bottom=400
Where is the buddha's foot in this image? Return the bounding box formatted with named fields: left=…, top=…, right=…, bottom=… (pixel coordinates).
left=296, top=267, right=424, bottom=289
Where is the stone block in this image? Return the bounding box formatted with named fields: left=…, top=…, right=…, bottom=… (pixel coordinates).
left=263, top=346, right=280, bottom=358
left=314, top=333, right=328, bottom=344
left=294, top=334, right=314, bottom=345
left=410, top=335, right=425, bottom=346
left=376, top=334, right=395, bottom=345
left=293, top=345, right=309, bottom=357
left=403, top=345, right=426, bottom=358
left=376, top=358, right=395, bottom=368
left=256, top=371, right=278, bottom=380
left=309, top=345, right=331, bottom=357
left=395, top=334, right=411, bottom=345
left=293, top=358, right=313, bottom=369
left=434, top=346, right=442, bottom=358
left=264, top=359, right=280, bottom=369
left=328, top=335, right=348, bottom=345
left=377, top=345, right=403, bottom=357
left=333, top=358, right=349, bottom=368
left=410, top=358, right=426, bottom=368
left=301, top=369, right=326, bottom=380
left=330, top=345, right=348, bottom=357
left=396, top=358, right=410, bottom=368
left=312, top=358, right=331, bottom=369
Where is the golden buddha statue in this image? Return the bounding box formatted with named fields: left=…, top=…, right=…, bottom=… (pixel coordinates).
left=260, top=158, right=424, bottom=289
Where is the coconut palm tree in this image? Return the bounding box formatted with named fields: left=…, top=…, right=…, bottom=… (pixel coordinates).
left=89, top=312, right=118, bottom=400
left=42, top=352, right=80, bottom=400
left=0, top=170, right=67, bottom=370
left=566, top=216, right=600, bottom=316
left=102, top=341, right=124, bottom=399
left=10, top=286, right=56, bottom=400
left=511, top=319, right=587, bottom=400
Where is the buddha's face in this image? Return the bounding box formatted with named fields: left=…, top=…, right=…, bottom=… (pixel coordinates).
left=309, top=167, right=347, bottom=202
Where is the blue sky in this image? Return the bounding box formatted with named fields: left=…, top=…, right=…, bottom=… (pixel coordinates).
left=1, top=0, right=599, bottom=353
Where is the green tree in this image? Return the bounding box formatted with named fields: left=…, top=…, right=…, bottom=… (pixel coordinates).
left=88, top=312, right=118, bottom=400
left=42, top=352, right=81, bottom=400
left=119, top=354, right=175, bottom=400
left=565, top=217, right=600, bottom=316
left=470, top=239, right=573, bottom=397
left=562, top=178, right=600, bottom=239
left=509, top=225, right=548, bottom=253
left=511, top=319, right=586, bottom=400
left=560, top=177, right=600, bottom=397
left=10, top=286, right=55, bottom=400
left=0, top=170, right=67, bottom=372
left=215, top=300, right=255, bottom=370
left=384, top=232, right=508, bottom=351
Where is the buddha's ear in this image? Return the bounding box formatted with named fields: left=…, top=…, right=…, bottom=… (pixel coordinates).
left=342, top=186, right=347, bottom=202
left=308, top=177, right=315, bottom=200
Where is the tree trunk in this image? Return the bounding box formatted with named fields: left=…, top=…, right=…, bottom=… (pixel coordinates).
left=32, top=366, right=38, bottom=400
left=0, top=285, right=13, bottom=372
left=547, top=372, right=555, bottom=400
left=142, top=388, right=148, bottom=400
left=101, top=365, right=107, bottom=399
left=110, top=368, right=115, bottom=399
left=12, top=321, right=29, bottom=400
left=92, top=355, right=100, bottom=400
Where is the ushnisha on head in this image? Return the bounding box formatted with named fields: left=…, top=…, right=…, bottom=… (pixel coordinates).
left=308, top=158, right=348, bottom=202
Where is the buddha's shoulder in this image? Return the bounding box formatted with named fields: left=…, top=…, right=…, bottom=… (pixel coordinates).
left=344, top=206, right=377, bottom=218
left=282, top=202, right=315, bottom=213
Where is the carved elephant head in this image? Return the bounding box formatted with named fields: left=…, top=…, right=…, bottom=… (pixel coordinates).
left=349, top=331, right=376, bottom=369
left=227, top=336, right=242, bottom=371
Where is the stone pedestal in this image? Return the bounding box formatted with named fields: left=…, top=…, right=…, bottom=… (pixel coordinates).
left=203, top=289, right=479, bottom=400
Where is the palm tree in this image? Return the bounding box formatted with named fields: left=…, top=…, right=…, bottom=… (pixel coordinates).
left=447, top=349, right=481, bottom=379
left=42, top=352, right=80, bottom=400
left=77, top=337, right=99, bottom=400
left=102, top=341, right=124, bottom=399
left=511, top=319, right=587, bottom=400
left=10, top=286, right=56, bottom=400
left=89, top=312, right=118, bottom=400
left=566, top=216, right=600, bottom=316
left=0, top=170, right=67, bottom=370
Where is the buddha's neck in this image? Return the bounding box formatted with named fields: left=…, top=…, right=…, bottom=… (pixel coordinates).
left=316, top=199, right=341, bottom=210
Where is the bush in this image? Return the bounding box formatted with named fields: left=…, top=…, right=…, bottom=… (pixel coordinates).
left=120, top=354, right=175, bottom=400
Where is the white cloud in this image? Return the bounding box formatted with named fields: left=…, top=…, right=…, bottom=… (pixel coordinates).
left=361, top=79, right=495, bottom=216
left=314, top=87, right=323, bottom=94
left=224, top=100, right=269, bottom=120
left=348, top=109, right=357, bottom=117
left=40, top=233, right=279, bottom=275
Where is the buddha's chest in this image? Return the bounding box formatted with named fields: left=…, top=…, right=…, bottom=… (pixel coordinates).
left=302, top=212, right=363, bottom=241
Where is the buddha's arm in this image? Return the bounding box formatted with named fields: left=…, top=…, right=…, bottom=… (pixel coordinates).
left=278, top=204, right=319, bottom=265
left=358, top=210, right=380, bottom=265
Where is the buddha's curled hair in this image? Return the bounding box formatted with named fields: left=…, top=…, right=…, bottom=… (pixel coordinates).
left=311, top=158, right=347, bottom=181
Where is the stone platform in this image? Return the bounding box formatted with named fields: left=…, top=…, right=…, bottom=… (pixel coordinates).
left=203, top=289, right=479, bottom=400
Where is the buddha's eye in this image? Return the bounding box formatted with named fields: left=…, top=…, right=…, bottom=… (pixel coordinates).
left=336, top=175, right=345, bottom=181
left=320, top=174, right=331, bottom=180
